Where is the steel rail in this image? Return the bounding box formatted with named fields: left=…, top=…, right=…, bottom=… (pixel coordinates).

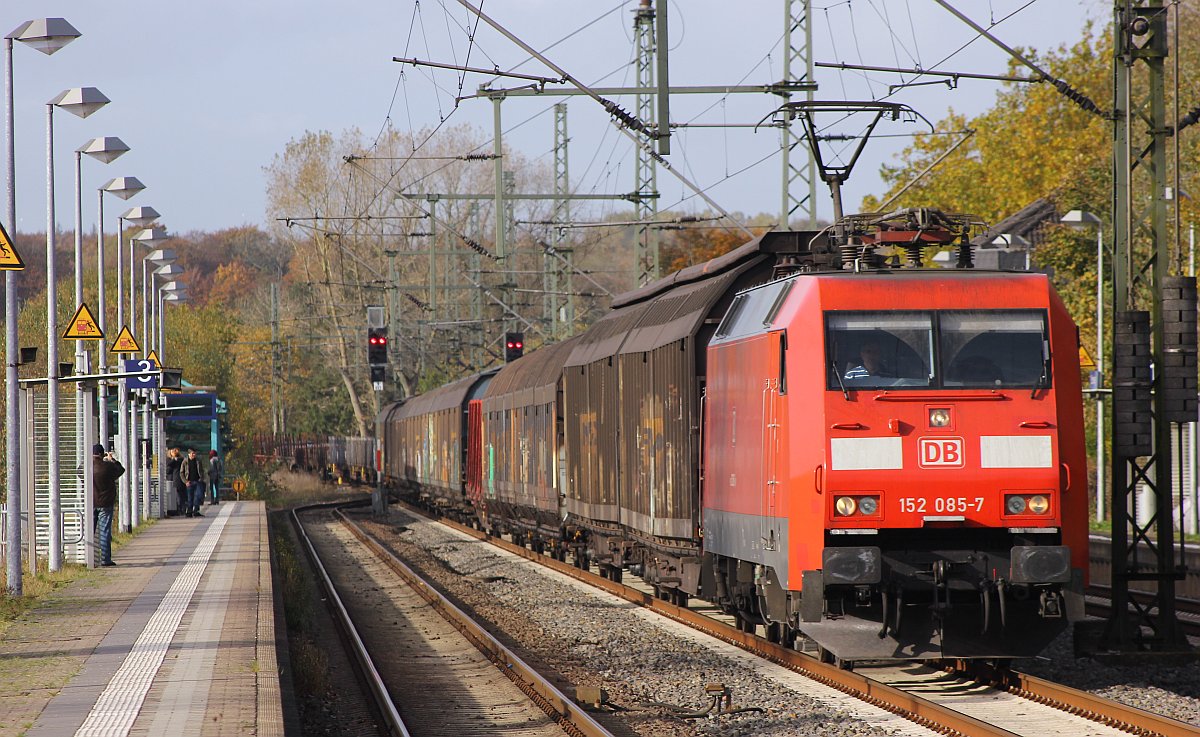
left=291, top=502, right=411, bottom=737
left=332, top=507, right=615, bottom=737
left=400, top=500, right=1200, bottom=737
left=394, top=502, right=1005, bottom=737
left=1003, top=670, right=1200, bottom=737
left=1085, top=583, right=1200, bottom=638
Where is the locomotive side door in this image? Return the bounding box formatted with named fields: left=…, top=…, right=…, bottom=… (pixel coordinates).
left=760, top=330, right=786, bottom=552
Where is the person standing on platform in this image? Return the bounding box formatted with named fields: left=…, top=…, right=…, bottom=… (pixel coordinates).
left=166, top=448, right=185, bottom=516
left=181, top=447, right=205, bottom=517
left=92, top=444, right=125, bottom=567
left=208, top=450, right=224, bottom=505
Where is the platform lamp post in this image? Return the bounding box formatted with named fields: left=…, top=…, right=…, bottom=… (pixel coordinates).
left=5, top=17, right=81, bottom=594
left=97, top=176, right=143, bottom=447
left=152, top=271, right=185, bottom=359
left=1062, top=209, right=1106, bottom=522
left=45, top=87, right=109, bottom=572
left=73, top=137, right=127, bottom=483
left=126, top=226, right=167, bottom=527
left=142, top=246, right=173, bottom=518
left=157, top=279, right=186, bottom=518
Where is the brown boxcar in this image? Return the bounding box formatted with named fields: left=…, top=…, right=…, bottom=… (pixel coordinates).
left=562, top=233, right=810, bottom=571
left=479, top=337, right=580, bottom=538
left=379, top=370, right=495, bottom=509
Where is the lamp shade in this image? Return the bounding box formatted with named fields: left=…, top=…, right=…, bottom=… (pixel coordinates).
left=102, top=176, right=145, bottom=200
left=78, top=136, right=129, bottom=164
left=147, top=248, right=176, bottom=266
left=133, top=227, right=170, bottom=246
left=121, top=206, right=160, bottom=228
left=49, top=87, right=109, bottom=119
left=8, top=18, right=80, bottom=55
left=154, top=264, right=184, bottom=280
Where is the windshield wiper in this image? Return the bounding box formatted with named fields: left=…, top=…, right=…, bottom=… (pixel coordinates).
left=831, top=359, right=849, bottom=400
left=1031, top=338, right=1050, bottom=398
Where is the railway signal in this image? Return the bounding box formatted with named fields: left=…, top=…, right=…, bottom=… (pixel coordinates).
left=504, top=332, right=524, bottom=362
left=368, top=328, right=388, bottom=366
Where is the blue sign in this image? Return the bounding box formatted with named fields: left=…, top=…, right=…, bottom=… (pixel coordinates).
left=123, top=358, right=158, bottom=389
left=164, top=392, right=217, bottom=421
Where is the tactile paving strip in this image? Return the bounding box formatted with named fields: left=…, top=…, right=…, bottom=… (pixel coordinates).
left=73, top=503, right=235, bottom=737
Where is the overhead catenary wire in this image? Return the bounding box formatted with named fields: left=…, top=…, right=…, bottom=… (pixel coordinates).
left=454, top=0, right=754, bottom=238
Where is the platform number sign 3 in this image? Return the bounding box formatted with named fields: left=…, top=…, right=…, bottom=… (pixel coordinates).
left=123, top=358, right=158, bottom=389
left=918, top=437, right=965, bottom=468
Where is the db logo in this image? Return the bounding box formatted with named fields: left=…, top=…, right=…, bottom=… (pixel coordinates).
left=918, top=437, right=965, bottom=468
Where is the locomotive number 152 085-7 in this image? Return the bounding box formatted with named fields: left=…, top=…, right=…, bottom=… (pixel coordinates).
left=898, top=496, right=985, bottom=514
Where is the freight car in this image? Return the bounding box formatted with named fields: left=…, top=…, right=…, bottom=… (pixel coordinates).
left=377, top=209, right=1089, bottom=664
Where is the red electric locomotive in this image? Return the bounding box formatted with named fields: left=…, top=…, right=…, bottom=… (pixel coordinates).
left=703, top=214, right=1087, bottom=663
left=379, top=209, right=1089, bottom=665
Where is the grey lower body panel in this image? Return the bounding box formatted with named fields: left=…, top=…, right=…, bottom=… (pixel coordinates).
left=702, top=507, right=790, bottom=588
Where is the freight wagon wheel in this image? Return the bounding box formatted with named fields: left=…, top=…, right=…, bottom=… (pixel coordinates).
left=671, top=590, right=688, bottom=608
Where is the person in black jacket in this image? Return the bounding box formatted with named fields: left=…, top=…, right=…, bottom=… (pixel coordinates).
left=180, top=447, right=205, bottom=517
left=166, top=448, right=185, bottom=516
left=92, top=443, right=125, bottom=567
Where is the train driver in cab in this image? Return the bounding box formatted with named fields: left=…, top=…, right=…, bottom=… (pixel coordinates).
left=844, top=339, right=892, bottom=381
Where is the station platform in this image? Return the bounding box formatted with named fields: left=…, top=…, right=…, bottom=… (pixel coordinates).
left=0, top=501, right=285, bottom=737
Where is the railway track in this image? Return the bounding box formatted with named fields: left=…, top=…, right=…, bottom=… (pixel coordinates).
left=1084, top=583, right=1200, bottom=639
left=375, top=499, right=1200, bottom=737
left=291, top=502, right=614, bottom=737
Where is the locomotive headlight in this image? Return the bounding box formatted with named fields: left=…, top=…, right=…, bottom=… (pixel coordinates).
left=858, top=496, right=879, bottom=515
left=1006, top=495, right=1028, bottom=514
left=834, top=496, right=858, bottom=516
left=929, top=408, right=951, bottom=427
left=1028, top=495, right=1050, bottom=514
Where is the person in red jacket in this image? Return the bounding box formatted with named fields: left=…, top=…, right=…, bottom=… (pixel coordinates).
left=92, top=443, right=124, bottom=567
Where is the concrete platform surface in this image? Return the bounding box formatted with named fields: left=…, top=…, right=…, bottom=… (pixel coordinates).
left=0, top=501, right=283, bottom=737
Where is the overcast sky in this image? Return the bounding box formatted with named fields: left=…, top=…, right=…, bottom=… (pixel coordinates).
left=4, top=0, right=1107, bottom=236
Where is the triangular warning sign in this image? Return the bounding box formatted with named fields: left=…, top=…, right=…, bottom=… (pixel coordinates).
left=145, top=350, right=160, bottom=368
left=1079, top=345, right=1096, bottom=371
left=110, top=325, right=141, bottom=354
left=0, top=221, right=25, bottom=270
left=63, top=303, right=103, bottom=340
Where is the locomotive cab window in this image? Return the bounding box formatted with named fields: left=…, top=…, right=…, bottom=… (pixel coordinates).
left=826, top=312, right=934, bottom=389
left=940, top=310, right=1049, bottom=389
left=824, top=309, right=1051, bottom=391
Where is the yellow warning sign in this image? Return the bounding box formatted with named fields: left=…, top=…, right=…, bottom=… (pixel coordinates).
left=1079, top=345, right=1096, bottom=371
left=145, top=350, right=160, bottom=368
left=110, top=325, right=141, bottom=354
left=63, top=303, right=103, bottom=340
left=0, top=221, right=25, bottom=270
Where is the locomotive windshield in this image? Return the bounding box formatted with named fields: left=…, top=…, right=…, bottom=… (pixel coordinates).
left=826, top=309, right=1050, bottom=390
